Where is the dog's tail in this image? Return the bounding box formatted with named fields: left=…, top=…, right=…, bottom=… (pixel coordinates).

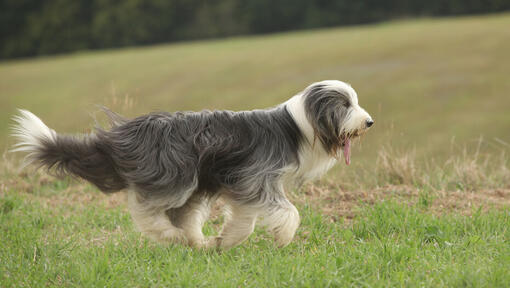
left=11, top=109, right=128, bottom=193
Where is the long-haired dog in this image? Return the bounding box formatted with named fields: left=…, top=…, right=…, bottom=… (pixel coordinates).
left=12, top=80, right=373, bottom=248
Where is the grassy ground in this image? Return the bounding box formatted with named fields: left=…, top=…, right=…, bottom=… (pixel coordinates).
left=1, top=165, right=509, bottom=287
left=1, top=13, right=510, bottom=287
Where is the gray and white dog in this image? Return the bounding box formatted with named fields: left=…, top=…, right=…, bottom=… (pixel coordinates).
left=12, top=80, right=373, bottom=248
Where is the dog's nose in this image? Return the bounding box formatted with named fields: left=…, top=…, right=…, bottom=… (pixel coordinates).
left=366, top=119, right=374, bottom=128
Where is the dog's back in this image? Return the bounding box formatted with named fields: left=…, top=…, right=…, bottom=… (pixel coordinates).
left=11, top=107, right=302, bottom=203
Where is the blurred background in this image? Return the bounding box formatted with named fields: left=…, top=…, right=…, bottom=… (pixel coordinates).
left=1, top=1, right=509, bottom=177
left=2, top=0, right=510, bottom=59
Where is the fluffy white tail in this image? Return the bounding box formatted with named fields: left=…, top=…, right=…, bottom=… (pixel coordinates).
left=10, top=109, right=127, bottom=192
left=11, top=109, right=57, bottom=166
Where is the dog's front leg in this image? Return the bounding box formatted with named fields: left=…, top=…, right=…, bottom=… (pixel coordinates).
left=260, top=199, right=300, bottom=247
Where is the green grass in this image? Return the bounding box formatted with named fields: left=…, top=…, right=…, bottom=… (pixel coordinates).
left=1, top=13, right=510, bottom=287
left=1, top=181, right=509, bottom=287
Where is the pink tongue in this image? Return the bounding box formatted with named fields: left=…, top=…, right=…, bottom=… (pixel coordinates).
left=343, top=139, right=351, bottom=165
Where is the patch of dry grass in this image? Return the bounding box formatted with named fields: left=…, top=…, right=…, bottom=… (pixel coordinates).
left=0, top=155, right=126, bottom=212
left=295, top=181, right=510, bottom=224
left=375, top=140, right=510, bottom=191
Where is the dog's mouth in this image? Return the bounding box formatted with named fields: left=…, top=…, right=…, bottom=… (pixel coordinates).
left=342, top=138, right=351, bottom=165
left=339, top=130, right=364, bottom=166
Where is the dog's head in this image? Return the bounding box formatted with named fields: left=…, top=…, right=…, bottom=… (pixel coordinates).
left=302, top=80, right=373, bottom=165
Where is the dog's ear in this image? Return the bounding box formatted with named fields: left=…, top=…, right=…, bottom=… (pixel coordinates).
left=303, top=85, right=351, bottom=154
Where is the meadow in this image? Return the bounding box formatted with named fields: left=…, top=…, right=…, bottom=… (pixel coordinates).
left=1, top=13, right=510, bottom=287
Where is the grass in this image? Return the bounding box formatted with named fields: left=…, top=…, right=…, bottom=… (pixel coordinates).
left=1, top=13, right=510, bottom=287
left=1, top=176, right=509, bottom=287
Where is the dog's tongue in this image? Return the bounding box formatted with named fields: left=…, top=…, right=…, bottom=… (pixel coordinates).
left=343, top=139, right=351, bottom=165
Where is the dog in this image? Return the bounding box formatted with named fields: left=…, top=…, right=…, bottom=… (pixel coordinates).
left=11, top=80, right=373, bottom=248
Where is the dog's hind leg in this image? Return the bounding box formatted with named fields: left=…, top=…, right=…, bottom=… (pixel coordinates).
left=127, top=190, right=186, bottom=244
left=207, top=202, right=258, bottom=249
left=168, top=195, right=217, bottom=248
left=260, top=199, right=300, bottom=247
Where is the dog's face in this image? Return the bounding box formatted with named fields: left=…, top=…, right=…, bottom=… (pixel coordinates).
left=303, top=80, right=373, bottom=165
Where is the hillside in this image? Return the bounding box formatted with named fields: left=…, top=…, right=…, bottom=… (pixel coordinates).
left=1, top=13, right=509, bottom=166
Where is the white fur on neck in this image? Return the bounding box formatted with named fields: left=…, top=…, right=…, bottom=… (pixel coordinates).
left=284, top=93, right=336, bottom=181
left=284, top=94, right=314, bottom=143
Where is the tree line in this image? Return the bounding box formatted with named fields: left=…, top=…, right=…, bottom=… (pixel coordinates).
left=1, top=0, right=509, bottom=59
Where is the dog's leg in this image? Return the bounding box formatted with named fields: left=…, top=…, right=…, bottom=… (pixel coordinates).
left=260, top=199, right=300, bottom=247
left=208, top=203, right=258, bottom=249
left=127, top=191, right=186, bottom=244
left=168, top=195, right=216, bottom=248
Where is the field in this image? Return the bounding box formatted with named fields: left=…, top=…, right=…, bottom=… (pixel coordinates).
left=1, top=13, right=510, bottom=287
